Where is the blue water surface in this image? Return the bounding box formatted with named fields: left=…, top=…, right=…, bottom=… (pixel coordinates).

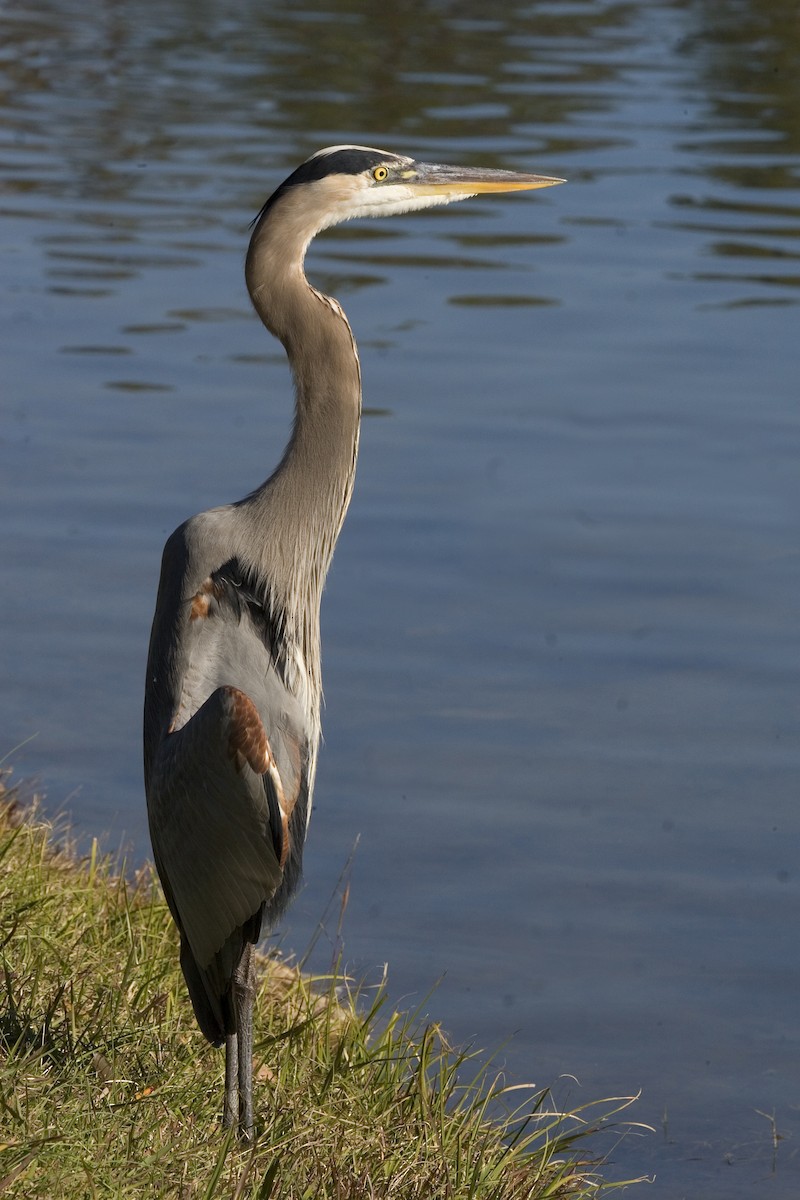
left=2, top=2, right=799, bottom=1193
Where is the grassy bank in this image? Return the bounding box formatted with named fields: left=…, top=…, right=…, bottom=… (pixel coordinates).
left=0, top=781, right=644, bottom=1197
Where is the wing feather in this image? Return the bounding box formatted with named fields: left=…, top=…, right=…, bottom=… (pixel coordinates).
left=148, top=686, right=284, bottom=971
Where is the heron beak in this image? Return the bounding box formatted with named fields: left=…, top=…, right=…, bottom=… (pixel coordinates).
left=403, top=161, right=565, bottom=197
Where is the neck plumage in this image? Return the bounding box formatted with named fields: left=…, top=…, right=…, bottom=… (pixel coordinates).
left=238, top=202, right=362, bottom=678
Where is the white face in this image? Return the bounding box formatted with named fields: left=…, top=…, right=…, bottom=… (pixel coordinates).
left=305, top=146, right=468, bottom=229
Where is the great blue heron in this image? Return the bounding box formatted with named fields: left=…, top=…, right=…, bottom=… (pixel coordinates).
left=143, top=145, right=564, bottom=1138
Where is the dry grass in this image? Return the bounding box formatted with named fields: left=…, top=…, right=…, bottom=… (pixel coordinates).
left=0, top=778, right=647, bottom=1197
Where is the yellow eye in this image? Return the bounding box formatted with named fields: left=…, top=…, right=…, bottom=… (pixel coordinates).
left=372, top=165, right=389, bottom=182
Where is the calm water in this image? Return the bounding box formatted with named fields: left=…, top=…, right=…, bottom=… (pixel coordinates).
left=2, top=1, right=799, bottom=1193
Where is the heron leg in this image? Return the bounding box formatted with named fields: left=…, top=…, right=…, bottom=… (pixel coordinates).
left=233, top=943, right=256, bottom=1140
left=223, top=1031, right=239, bottom=1129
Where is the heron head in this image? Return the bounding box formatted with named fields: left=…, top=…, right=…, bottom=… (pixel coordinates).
left=253, top=144, right=565, bottom=238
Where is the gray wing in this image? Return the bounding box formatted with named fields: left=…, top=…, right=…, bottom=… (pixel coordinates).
left=144, top=513, right=313, bottom=1041
left=148, top=684, right=285, bottom=972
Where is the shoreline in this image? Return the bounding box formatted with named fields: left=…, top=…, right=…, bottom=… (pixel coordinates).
left=0, top=776, right=643, bottom=1197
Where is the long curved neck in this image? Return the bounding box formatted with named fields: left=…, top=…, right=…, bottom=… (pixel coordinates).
left=238, top=202, right=362, bottom=666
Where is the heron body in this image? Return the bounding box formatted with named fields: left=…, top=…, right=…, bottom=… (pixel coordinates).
left=143, top=145, right=563, bottom=1138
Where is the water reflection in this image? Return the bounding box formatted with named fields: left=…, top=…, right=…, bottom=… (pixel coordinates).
left=666, top=0, right=800, bottom=305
